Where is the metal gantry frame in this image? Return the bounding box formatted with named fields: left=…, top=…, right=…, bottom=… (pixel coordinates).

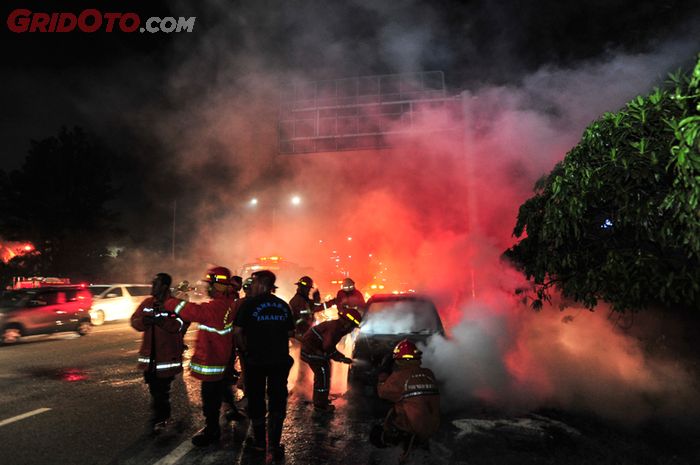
left=279, top=71, right=462, bottom=154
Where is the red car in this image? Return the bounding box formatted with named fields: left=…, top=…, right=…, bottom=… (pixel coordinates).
left=0, top=286, right=92, bottom=344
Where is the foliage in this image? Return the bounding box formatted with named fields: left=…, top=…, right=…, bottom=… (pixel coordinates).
left=504, top=55, right=700, bottom=312
left=0, top=127, right=120, bottom=283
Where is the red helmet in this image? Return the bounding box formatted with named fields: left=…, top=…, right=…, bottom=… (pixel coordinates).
left=338, top=307, right=362, bottom=327
left=204, top=266, right=232, bottom=284
left=392, top=339, right=421, bottom=360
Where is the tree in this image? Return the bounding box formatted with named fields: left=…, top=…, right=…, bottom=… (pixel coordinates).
left=0, top=127, right=120, bottom=282
left=504, top=55, right=700, bottom=312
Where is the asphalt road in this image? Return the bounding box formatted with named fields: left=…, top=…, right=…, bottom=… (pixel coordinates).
left=2, top=322, right=697, bottom=465
left=0, top=322, right=447, bottom=465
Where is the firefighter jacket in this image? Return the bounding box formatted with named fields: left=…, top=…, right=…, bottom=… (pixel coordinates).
left=325, top=289, right=365, bottom=313
left=289, top=292, right=324, bottom=338
left=300, top=319, right=351, bottom=363
left=131, top=297, right=186, bottom=378
left=164, top=294, right=236, bottom=381
left=377, top=362, right=440, bottom=440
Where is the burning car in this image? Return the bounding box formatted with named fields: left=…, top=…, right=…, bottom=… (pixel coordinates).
left=348, top=293, right=445, bottom=394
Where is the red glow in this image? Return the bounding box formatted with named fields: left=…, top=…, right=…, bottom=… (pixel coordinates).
left=0, top=241, right=36, bottom=263
left=61, top=369, right=88, bottom=382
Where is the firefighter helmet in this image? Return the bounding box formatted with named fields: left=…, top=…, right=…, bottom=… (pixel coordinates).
left=341, top=277, right=355, bottom=292
left=392, top=339, right=422, bottom=360
left=242, top=277, right=254, bottom=290
left=230, top=275, right=243, bottom=288
left=295, top=276, right=314, bottom=288
left=204, top=266, right=231, bottom=284
left=338, top=307, right=362, bottom=327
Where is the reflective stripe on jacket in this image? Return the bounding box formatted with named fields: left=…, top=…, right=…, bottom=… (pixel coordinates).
left=164, top=294, right=237, bottom=381
left=131, top=297, right=186, bottom=378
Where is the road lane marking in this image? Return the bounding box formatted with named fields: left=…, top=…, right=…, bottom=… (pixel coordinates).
left=0, top=408, right=51, bottom=428
left=153, top=439, right=193, bottom=465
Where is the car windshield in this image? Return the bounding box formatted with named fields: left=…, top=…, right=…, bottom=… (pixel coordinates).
left=361, top=299, right=440, bottom=335
left=0, top=291, right=32, bottom=308
left=89, top=286, right=110, bottom=297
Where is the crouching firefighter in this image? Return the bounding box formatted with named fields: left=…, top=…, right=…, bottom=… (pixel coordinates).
left=300, top=307, right=361, bottom=411
left=131, top=273, right=187, bottom=434
left=163, top=266, right=237, bottom=447
left=371, top=339, right=440, bottom=459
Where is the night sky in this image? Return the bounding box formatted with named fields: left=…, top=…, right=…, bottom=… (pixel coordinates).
left=3, top=0, right=699, bottom=168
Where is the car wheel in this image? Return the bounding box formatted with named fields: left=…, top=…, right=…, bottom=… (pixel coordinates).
left=91, top=310, right=105, bottom=326
left=77, top=320, right=91, bottom=336
left=1, top=326, right=22, bottom=344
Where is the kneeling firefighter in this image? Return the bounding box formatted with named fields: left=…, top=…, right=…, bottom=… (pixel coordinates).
left=371, top=339, right=440, bottom=455
left=163, top=266, right=237, bottom=447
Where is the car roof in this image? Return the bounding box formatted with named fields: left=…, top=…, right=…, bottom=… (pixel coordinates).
left=366, top=293, right=434, bottom=303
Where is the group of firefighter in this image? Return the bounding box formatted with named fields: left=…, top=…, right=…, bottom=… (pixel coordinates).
left=130, top=265, right=440, bottom=461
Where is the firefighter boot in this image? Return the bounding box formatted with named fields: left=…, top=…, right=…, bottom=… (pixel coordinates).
left=245, top=418, right=266, bottom=453
left=268, top=414, right=285, bottom=460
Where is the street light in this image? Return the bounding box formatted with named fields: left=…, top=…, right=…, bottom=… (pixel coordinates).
left=290, top=195, right=302, bottom=206
left=250, top=198, right=258, bottom=206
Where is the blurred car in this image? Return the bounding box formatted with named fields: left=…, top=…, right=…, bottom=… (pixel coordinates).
left=88, top=284, right=151, bottom=325
left=0, top=286, right=92, bottom=344
left=348, top=293, right=445, bottom=394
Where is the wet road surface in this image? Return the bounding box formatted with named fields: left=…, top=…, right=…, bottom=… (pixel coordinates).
left=1, top=322, right=697, bottom=465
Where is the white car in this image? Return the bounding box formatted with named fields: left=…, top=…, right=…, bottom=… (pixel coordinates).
left=88, top=284, right=151, bottom=325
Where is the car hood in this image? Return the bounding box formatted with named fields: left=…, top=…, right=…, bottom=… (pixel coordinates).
left=353, top=333, right=434, bottom=359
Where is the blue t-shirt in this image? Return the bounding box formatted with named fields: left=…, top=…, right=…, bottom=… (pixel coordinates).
left=234, top=293, right=294, bottom=365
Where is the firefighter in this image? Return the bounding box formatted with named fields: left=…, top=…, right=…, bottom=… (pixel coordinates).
left=163, top=266, right=237, bottom=447
left=131, top=273, right=186, bottom=434
left=371, top=339, right=440, bottom=459
left=233, top=270, right=295, bottom=459
left=222, top=275, right=245, bottom=422
left=242, top=277, right=253, bottom=298
left=288, top=276, right=324, bottom=340
left=300, top=307, right=361, bottom=412
left=324, top=277, right=365, bottom=315
left=230, top=275, right=243, bottom=298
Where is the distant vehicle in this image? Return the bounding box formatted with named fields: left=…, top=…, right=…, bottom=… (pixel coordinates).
left=12, top=276, right=72, bottom=289
left=88, top=284, right=151, bottom=325
left=0, top=286, right=93, bottom=344
left=348, top=293, right=445, bottom=394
